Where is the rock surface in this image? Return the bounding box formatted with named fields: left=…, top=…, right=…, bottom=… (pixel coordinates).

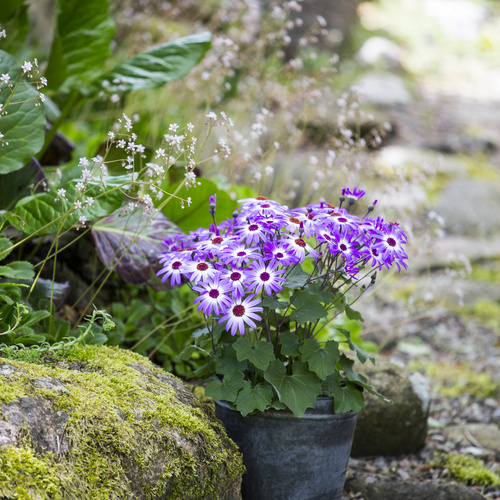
left=345, top=472, right=487, bottom=500
left=0, top=346, right=244, bottom=500
left=351, top=357, right=431, bottom=457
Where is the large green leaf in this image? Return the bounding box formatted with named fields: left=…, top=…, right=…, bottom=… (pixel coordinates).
left=264, top=360, right=321, bottom=417
left=290, top=291, right=328, bottom=325
left=284, top=264, right=310, bottom=289
left=326, top=374, right=365, bottom=414
left=0, top=51, right=46, bottom=174
left=0, top=261, right=34, bottom=280
left=91, top=206, right=180, bottom=286
left=160, top=178, right=236, bottom=233
left=89, top=32, right=212, bottom=95
left=234, top=381, right=274, bottom=417
left=10, top=175, right=130, bottom=235
left=45, top=0, right=115, bottom=92
left=233, top=336, right=275, bottom=371
left=0, top=236, right=13, bottom=262
left=299, top=339, right=340, bottom=380
left=204, top=372, right=244, bottom=402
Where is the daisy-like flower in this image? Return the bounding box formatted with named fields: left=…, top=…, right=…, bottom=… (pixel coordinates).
left=342, top=185, right=365, bottom=201
left=328, top=229, right=362, bottom=263
left=193, top=276, right=233, bottom=316
left=156, top=256, right=189, bottom=286
left=263, top=240, right=300, bottom=266
left=220, top=267, right=249, bottom=300
left=246, top=261, right=286, bottom=296
left=219, top=295, right=263, bottom=336
left=221, top=242, right=263, bottom=266
left=187, top=259, right=218, bottom=283
left=236, top=220, right=273, bottom=246
left=283, top=235, right=319, bottom=262
left=372, top=223, right=408, bottom=271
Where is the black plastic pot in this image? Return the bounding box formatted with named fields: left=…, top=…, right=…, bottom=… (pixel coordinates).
left=215, top=398, right=357, bottom=500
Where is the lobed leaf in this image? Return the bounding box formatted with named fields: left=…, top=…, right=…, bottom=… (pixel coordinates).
left=234, top=381, right=274, bottom=417
left=299, top=339, right=340, bottom=380
left=0, top=261, right=34, bottom=280
left=233, top=336, right=275, bottom=371
left=204, top=372, right=244, bottom=402
left=290, top=291, right=328, bottom=324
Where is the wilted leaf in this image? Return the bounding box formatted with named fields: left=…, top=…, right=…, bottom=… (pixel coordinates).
left=91, top=206, right=180, bottom=285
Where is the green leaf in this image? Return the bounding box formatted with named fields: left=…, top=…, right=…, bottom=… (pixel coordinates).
left=159, top=178, right=236, bottom=233
left=278, top=331, right=300, bottom=356
left=214, top=345, right=247, bottom=374
left=264, top=360, right=321, bottom=417
left=89, top=32, right=212, bottom=95
left=0, top=261, right=34, bottom=280
left=0, top=50, right=46, bottom=174
left=299, top=339, right=340, bottom=380
left=345, top=304, right=364, bottom=323
left=290, top=291, right=328, bottom=324
left=233, top=336, right=275, bottom=371
left=204, top=372, right=244, bottom=403
left=10, top=175, right=128, bottom=235
left=327, top=375, right=365, bottom=414
left=21, top=309, right=51, bottom=329
left=284, top=264, right=310, bottom=289
left=261, top=296, right=288, bottom=309
left=45, top=0, right=115, bottom=92
left=0, top=236, right=13, bottom=262
left=338, top=329, right=375, bottom=364
left=0, top=0, right=25, bottom=23
left=234, top=381, right=274, bottom=417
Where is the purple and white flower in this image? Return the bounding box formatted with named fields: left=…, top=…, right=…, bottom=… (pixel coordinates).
left=219, top=295, right=263, bottom=336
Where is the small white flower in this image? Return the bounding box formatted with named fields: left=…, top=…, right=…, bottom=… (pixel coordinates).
left=206, top=111, right=217, bottom=121
left=22, top=61, right=32, bottom=74
left=187, top=122, right=194, bottom=132
left=264, top=165, right=274, bottom=176
left=0, top=73, right=10, bottom=85
left=85, top=196, right=94, bottom=207
left=78, top=215, right=87, bottom=228
left=75, top=182, right=85, bottom=191
left=56, top=188, right=67, bottom=200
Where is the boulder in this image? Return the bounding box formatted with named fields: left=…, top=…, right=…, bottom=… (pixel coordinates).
left=351, top=357, right=431, bottom=457
left=356, top=72, right=412, bottom=106
left=355, top=36, right=404, bottom=71
left=345, top=472, right=486, bottom=500
left=0, top=345, right=244, bottom=500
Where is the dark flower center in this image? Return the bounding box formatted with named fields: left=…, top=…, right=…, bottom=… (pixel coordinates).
left=237, top=251, right=246, bottom=257
left=172, top=261, right=182, bottom=269
left=256, top=196, right=268, bottom=200
left=340, top=243, right=347, bottom=251
left=249, top=224, right=259, bottom=231
left=209, top=289, right=220, bottom=299
left=212, top=237, right=223, bottom=244
left=230, top=272, right=241, bottom=281
left=261, top=204, right=271, bottom=208
left=260, top=272, right=270, bottom=282
left=233, top=304, right=246, bottom=316
left=338, top=217, right=348, bottom=223
left=289, top=216, right=300, bottom=224
left=197, top=263, right=209, bottom=271
left=276, top=252, right=284, bottom=259
left=295, top=238, right=306, bottom=248
left=372, top=248, right=379, bottom=256
left=387, top=237, right=396, bottom=247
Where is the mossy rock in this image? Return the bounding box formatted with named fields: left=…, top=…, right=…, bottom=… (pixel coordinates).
left=0, top=345, right=244, bottom=499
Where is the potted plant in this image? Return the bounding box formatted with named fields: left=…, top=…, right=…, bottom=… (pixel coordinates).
left=156, top=188, right=408, bottom=500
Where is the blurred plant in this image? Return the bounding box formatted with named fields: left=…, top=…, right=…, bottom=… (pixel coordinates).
left=0, top=2, right=214, bottom=356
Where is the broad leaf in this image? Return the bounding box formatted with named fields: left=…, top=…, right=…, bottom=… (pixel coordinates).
left=278, top=331, right=300, bottom=356
left=337, top=329, right=375, bottom=364
left=204, top=372, right=244, bottom=402
left=284, top=264, right=309, bottom=289
left=0, top=50, right=46, bottom=174
left=0, top=236, right=13, bottom=262
left=160, top=178, right=237, bottom=232
left=345, top=304, right=364, bottom=322
left=261, top=296, right=288, bottom=309
left=326, top=375, right=365, bottom=414
left=264, top=360, right=321, bottom=417
left=234, top=381, right=274, bottom=417
left=233, top=336, right=275, bottom=371
left=299, top=339, right=340, bottom=380
left=91, top=207, right=180, bottom=285
left=214, top=345, right=247, bottom=374
left=45, top=0, right=115, bottom=92
left=0, top=261, right=34, bottom=280
left=290, top=291, right=328, bottom=324
left=10, top=175, right=129, bottom=235
left=89, top=32, right=212, bottom=95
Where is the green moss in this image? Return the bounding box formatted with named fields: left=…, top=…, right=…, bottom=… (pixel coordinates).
left=413, top=361, right=498, bottom=399
left=446, top=454, right=500, bottom=487
left=0, top=345, right=244, bottom=499
left=0, top=446, right=61, bottom=500
left=462, top=299, right=500, bottom=333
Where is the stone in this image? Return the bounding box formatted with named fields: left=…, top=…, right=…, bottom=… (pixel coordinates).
left=433, top=180, right=500, bottom=237
left=351, top=357, right=431, bottom=457
left=356, top=72, right=412, bottom=106
left=444, top=423, right=500, bottom=459
left=345, top=472, right=486, bottom=500
left=0, top=345, right=244, bottom=500
left=355, top=36, right=404, bottom=70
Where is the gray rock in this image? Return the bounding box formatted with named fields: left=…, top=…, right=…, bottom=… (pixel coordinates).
left=444, top=423, right=500, bottom=459
left=356, top=36, right=404, bottom=70
left=433, top=180, right=500, bottom=237
left=0, top=345, right=244, bottom=500
left=351, top=357, right=431, bottom=457
left=345, top=472, right=486, bottom=500
left=356, top=72, right=412, bottom=106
